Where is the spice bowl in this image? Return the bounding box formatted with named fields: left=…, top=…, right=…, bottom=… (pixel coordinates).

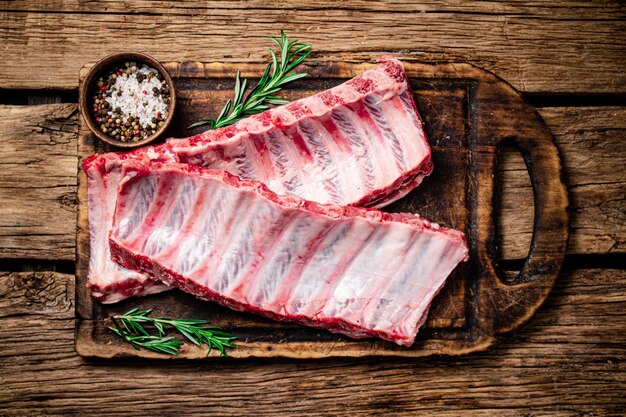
left=79, top=52, right=176, bottom=148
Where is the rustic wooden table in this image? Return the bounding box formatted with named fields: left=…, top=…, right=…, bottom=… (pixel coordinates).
left=1, top=1, right=624, bottom=415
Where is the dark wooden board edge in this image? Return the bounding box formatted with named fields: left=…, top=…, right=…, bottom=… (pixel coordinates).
left=75, top=319, right=493, bottom=359
left=75, top=60, right=568, bottom=359
left=76, top=72, right=93, bottom=321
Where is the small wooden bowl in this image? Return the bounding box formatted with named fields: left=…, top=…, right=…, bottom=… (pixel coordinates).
left=79, top=52, right=176, bottom=148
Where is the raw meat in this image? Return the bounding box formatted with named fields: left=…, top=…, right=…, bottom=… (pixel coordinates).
left=169, top=56, right=432, bottom=208
left=109, top=162, right=468, bottom=346
left=83, top=145, right=176, bottom=302
left=84, top=56, right=433, bottom=303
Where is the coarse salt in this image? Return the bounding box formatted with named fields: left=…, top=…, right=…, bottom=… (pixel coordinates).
left=105, top=67, right=168, bottom=128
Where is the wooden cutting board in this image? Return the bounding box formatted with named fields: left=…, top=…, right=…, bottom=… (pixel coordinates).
left=75, top=61, right=569, bottom=359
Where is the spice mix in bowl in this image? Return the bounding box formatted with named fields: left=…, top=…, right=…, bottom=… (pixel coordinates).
left=80, top=52, right=176, bottom=148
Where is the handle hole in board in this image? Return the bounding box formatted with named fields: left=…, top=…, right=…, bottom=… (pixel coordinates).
left=495, top=140, right=534, bottom=282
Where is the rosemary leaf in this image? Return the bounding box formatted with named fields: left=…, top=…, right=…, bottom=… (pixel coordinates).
left=108, top=308, right=237, bottom=357
left=190, top=30, right=312, bottom=129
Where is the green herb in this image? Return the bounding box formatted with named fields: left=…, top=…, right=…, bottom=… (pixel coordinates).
left=108, top=308, right=237, bottom=357
left=189, top=30, right=312, bottom=129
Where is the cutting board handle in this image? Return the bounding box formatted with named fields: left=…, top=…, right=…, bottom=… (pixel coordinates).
left=485, top=101, right=570, bottom=334
left=507, top=132, right=569, bottom=285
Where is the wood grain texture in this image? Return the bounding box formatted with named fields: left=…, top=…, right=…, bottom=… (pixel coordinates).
left=1, top=268, right=623, bottom=415
left=0, top=103, right=622, bottom=261
left=1, top=1, right=624, bottom=93
left=0, top=104, right=78, bottom=260
left=499, top=107, right=626, bottom=259
left=0, top=271, right=74, bottom=319
left=0, top=1, right=621, bottom=413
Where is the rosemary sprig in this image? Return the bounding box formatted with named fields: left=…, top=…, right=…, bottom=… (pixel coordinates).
left=108, top=308, right=237, bottom=357
left=189, top=30, right=312, bottom=129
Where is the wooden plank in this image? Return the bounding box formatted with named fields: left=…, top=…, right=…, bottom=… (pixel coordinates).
left=6, top=0, right=626, bottom=18
left=499, top=106, right=626, bottom=259
left=0, top=103, right=623, bottom=261
left=1, top=1, right=624, bottom=93
left=0, top=271, right=74, bottom=319
left=0, top=268, right=623, bottom=415
left=0, top=104, right=78, bottom=260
